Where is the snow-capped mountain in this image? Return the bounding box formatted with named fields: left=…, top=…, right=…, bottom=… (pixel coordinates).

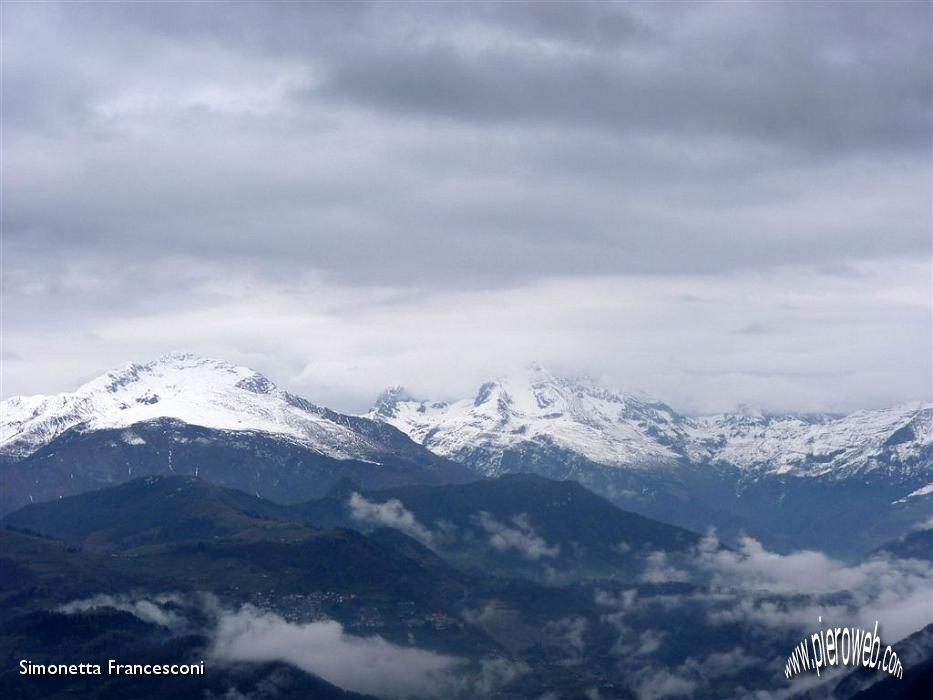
left=372, top=363, right=691, bottom=472
left=0, top=353, right=471, bottom=515
left=3, top=352, right=381, bottom=462
left=688, top=404, right=933, bottom=478
left=370, top=363, right=932, bottom=481
left=4, top=355, right=930, bottom=556
left=369, top=365, right=933, bottom=557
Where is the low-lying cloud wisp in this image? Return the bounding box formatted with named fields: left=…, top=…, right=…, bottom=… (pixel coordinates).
left=347, top=492, right=436, bottom=547
left=210, top=604, right=462, bottom=698
left=474, top=511, right=560, bottom=560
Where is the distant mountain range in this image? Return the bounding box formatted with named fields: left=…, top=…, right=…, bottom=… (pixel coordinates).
left=2, top=355, right=930, bottom=557
left=370, top=364, right=933, bottom=557
left=370, top=362, right=932, bottom=481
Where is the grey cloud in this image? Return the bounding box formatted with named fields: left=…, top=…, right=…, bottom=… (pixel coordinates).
left=735, top=323, right=768, bottom=335
left=210, top=604, right=462, bottom=698
left=474, top=511, right=560, bottom=560
left=605, top=619, right=666, bottom=659
left=634, top=669, right=697, bottom=700
left=317, top=3, right=930, bottom=154
left=460, top=600, right=526, bottom=646
left=480, top=1, right=651, bottom=49
left=3, top=1, right=930, bottom=414
left=585, top=533, right=933, bottom=697
left=626, top=647, right=761, bottom=699
left=347, top=492, right=436, bottom=546
left=543, top=616, right=589, bottom=657
left=97, top=1, right=926, bottom=157
left=58, top=593, right=185, bottom=630
left=455, top=657, right=529, bottom=698
left=4, top=1, right=930, bottom=281
left=211, top=603, right=528, bottom=699
left=3, top=259, right=928, bottom=415
left=690, top=647, right=755, bottom=679
left=58, top=592, right=526, bottom=699
left=696, top=532, right=933, bottom=642
left=641, top=551, right=690, bottom=584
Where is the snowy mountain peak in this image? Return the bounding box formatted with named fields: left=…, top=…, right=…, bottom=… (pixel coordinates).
left=367, top=368, right=690, bottom=471
left=0, top=354, right=374, bottom=462
left=369, top=368, right=932, bottom=480
left=73, top=353, right=277, bottom=398
left=372, top=385, right=416, bottom=418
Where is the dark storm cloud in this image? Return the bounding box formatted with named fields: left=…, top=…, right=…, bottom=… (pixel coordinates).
left=15, top=1, right=927, bottom=152
left=4, top=1, right=930, bottom=281
left=321, top=4, right=930, bottom=155
left=2, top=1, right=930, bottom=411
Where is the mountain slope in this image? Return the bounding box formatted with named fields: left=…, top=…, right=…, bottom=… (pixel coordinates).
left=3, top=352, right=439, bottom=463
left=371, top=364, right=691, bottom=473
left=790, top=623, right=933, bottom=700
left=2, top=475, right=307, bottom=553
left=3, top=480, right=909, bottom=699
left=293, top=473, right=705, bottom=582
left=689, top=405, right=933, bottom=479
left=0, top=354, right=473, bottom=515
left=369, top=366, right=933, bottom=557
left=371, top=364, right=932, bottom=480
left=0, top=529, right=141, bottom=619
left=0, top=478, right=477, bottom=609
left=871, top=525, right=933, bottom=561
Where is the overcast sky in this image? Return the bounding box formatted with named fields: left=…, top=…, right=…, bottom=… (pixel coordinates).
left=2, top=1, right=931, bottom=414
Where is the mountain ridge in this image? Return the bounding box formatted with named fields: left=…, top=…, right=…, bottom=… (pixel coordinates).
left=3, top=355, right=930, bottom=556
left=292, top=472, right=706, bottom=582
left=368, top=363, right=932, bottom=481
left=367, top=365, right=932, bottom=557
left=3, top=352, right=391, bottom=462
left=0, top=354, right=473, bottom=515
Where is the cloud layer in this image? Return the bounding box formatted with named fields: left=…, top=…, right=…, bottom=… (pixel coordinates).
left=696, top=533, right=933, bottom=642
left=3, top=2, right=930, bottom=412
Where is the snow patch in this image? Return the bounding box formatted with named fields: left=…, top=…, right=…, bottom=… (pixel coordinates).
left=893, top=483, right=933, bottom=504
